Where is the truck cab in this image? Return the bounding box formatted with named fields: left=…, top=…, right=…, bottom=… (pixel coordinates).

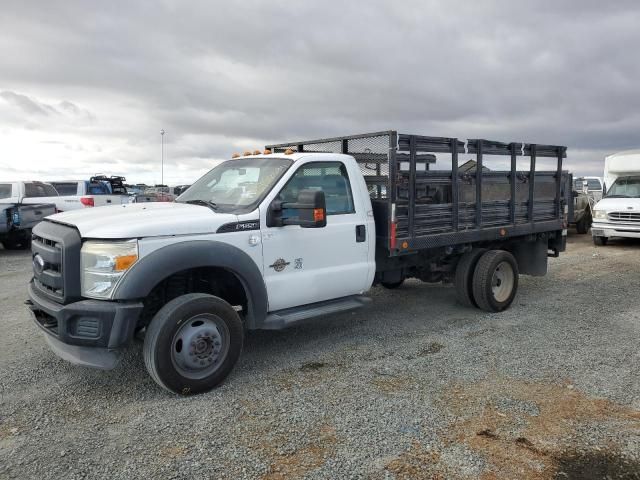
left=592, top=150, right=640, bottom=245
left=26, top=131, right=567, bottom=394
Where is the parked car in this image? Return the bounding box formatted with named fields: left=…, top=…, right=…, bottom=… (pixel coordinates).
left=592, top=150, right=640, bottom=245
left=136, top=185, right=175, bottom=202
left=27, top=131, right=568, bottom=394
left=49, top=177, right=130, bottom=208
left=567, top=176, right=601, bottom=234
left=173, top=185, right=191, bottom=196
left=573, top=176, right=603, bottom=202
left=0, top=182, right=57, bottom=249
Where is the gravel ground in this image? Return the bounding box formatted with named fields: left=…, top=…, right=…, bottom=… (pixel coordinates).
left=1, top=233, right=639, bottom=479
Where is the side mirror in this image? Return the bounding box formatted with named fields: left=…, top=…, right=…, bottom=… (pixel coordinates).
left=268, top=189, right=327, bottom=228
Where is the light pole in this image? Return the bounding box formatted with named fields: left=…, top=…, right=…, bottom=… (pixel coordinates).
left=160, top=129, right=165, bottom=185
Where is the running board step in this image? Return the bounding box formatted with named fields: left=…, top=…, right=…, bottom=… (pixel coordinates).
left=262, top=295, right=371, bottom=330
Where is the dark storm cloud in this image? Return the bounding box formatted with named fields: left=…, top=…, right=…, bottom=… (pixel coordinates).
left=1, top=0, right=639, bottom=181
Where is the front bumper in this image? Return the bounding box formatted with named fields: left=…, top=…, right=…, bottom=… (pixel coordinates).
left=26, top=281, right=143, bottom=369
left=592, top=221, right=640, bottom=239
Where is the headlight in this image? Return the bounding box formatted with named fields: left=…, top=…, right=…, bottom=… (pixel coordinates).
left=593, top=210, right=607, bottom=220
left=80, top=240, right=138, bottom=299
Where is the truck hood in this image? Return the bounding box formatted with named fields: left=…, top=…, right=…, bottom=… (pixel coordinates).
left=594, top=197, right=640, bottom=212
left=49, top=202, right=238, bottom=238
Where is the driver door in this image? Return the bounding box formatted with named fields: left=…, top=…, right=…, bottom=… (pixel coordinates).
left=260, top=160, right=371, bottom=312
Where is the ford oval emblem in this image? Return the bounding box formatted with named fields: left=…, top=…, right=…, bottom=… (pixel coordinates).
left=33, top=254, right=45, bottom=274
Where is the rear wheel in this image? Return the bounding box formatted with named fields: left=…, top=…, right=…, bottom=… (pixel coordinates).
left=576, top=216, right=591, bottom=234
left=381, top=279, right=404, bottom=289
left=143, top=293, right=244, bottom=395
left=593, top=236, right=608, bottom=246
left=454, top=248, right=487, bottom=308
left=472, top=250, right=519, bottom=312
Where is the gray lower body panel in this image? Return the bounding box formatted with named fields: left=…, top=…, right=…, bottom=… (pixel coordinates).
left=261, top=295, right=372, bottom=330
left=44, top=333, right=121, bottom=370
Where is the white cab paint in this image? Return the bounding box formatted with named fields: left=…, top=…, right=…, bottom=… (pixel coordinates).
left=259, top=154, right=375, bottom=311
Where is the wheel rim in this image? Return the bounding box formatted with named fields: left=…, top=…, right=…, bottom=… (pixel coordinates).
left=491, top=261, right=515, bottom=303
left=171, top=314, right=230, bottom=379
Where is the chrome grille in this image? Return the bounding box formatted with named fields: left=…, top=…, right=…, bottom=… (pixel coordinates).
left=31, top=221, right=82, bottom=304
left=608, top=211, right=640, bottom=223
left=32, top=233, right=64, bottom=301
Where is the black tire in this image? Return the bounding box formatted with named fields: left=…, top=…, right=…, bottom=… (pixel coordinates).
left=454, top=248, right=487, bottom=308
left=472, top=250, right=519, bottom=313
left=381, top=279, right=404, bottom=289
left=575, top=217, right=590, bottom=235
left=1, top=233, right=27, bottom=250
left=593, top=236, right=608, bottom=246
left=143, top=293, right=244, bottom=395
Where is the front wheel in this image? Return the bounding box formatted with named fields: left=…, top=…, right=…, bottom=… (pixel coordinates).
left=472, top=250, right=519, bottom=312
left=143, top=293, right=244, bottom=395
left=593, top=236, right=608, bottom=246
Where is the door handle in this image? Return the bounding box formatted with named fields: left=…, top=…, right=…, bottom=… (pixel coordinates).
left=356, top=224, right=366, bottom=242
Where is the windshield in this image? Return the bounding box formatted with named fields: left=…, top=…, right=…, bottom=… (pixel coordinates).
left=574, top=178, right=602, bottom=190
left=177, top=157, right=292, bottom=213
left=606, top=176, right=640, bottom=198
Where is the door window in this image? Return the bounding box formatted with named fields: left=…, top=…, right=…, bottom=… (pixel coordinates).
left=0, top=183, right=12, bottom=200
left=24, top=182, right=58, bottom=197
left=51, top=182, right=79, bottom=195
left=278, top=162, right=355, bottom=215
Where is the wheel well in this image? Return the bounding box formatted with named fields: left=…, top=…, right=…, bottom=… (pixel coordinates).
left=138, top=267, right=248, bottom=329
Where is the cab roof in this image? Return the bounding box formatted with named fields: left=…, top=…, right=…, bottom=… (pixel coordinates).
left=231, top=152, right=351, bottom=163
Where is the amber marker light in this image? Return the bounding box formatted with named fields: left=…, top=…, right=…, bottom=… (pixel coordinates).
left=114, top=254, right=138, bottom=272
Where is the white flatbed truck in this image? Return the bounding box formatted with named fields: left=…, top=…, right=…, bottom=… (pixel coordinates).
left=26, top=131, right=568, bottom=394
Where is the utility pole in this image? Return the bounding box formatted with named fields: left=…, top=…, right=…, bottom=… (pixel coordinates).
left=160, top=129, right=165, bottom=185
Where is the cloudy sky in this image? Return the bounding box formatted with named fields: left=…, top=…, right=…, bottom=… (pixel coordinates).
left=1, top=0, right=639, bottom=185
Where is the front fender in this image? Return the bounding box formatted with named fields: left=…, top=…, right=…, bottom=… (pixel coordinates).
left=113, top=240, right=267, bottom=328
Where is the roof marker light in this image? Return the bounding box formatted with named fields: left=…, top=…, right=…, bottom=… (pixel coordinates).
left=284, top=148, right=294, bottom=155
left=243, top=151, right=252, bottom=156
left=232, top=153, right=240, bottom=158
left=263, top=149, right=272, bottom=155
left=253, top=150, right=261, bottom=155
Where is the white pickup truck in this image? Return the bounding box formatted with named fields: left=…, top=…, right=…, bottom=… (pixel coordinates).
left=1, top=182, right=60, bottom=249
left=26, top=131, right=568, bottom=394
left=592, top=150, right=640, bottom=245
left=49, top=177, right=130, bottom=209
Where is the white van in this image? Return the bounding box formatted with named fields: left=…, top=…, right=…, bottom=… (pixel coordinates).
left=591, top=150, right=640, bottom=245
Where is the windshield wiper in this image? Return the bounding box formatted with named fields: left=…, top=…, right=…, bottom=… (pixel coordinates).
left=184, top=199, right=218, bottom=211
left=605, top=194, right=631, bottom=198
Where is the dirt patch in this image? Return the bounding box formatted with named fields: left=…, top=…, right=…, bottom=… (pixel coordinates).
left=418, top=342, right=445, bottom=356
left=385, top=440, right=443, bottom=479
left=299, top=361, right=328, bottom=371
left=371, top=374, right=412, bottom=394
left=440, top=377, right=640, bottom=479
left=158, top=445, right=187, bottom=459
left=262, top=424, right=337, bottom=480
left=553, top=450, right=640, bottom=480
